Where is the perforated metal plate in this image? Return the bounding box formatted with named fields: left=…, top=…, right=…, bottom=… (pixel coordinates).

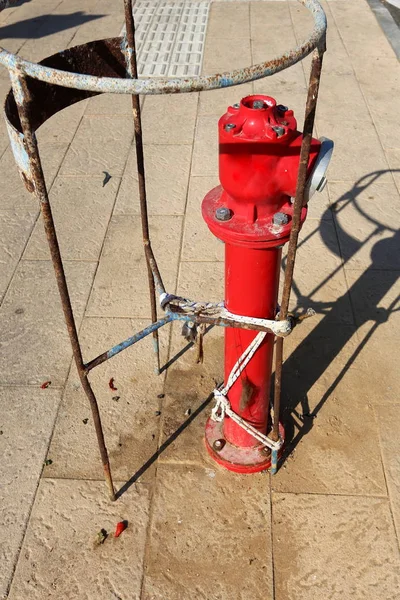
left=123, top=1, right=210, bottom=77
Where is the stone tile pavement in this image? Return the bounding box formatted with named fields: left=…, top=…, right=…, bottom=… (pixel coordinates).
left=0, top=0, right=400, bottom=598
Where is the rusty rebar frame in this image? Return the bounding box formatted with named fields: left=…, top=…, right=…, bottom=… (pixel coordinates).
left=0, top=0, right=327, bottom=498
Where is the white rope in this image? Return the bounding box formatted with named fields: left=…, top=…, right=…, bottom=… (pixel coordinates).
left=211, top=331, right=283, bottom=452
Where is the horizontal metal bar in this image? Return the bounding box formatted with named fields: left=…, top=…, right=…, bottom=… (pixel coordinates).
left=84, top=315, right=174, bottom=372
left=84, top=301, right=294, bottom=374
left=0, top=0, right=326, bottom=95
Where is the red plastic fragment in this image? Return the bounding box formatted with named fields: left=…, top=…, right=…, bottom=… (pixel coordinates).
left=40, top=381, right=51, bottom=389
left=109, top=377, right=117, bottom=391
left=114, top=521, right=127, bottom=538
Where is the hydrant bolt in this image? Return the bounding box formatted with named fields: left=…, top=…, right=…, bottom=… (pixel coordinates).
left=232, top=103, right=240, bottom=109
left=215, top=207, right=232, bottom=221
left=213, top=439, right=225, bottom=451
left=272, top=125, right=285, bottom=137
left=224, top=123, right=236, bottom=131
left=277, top=104, right=288, bottom=112
left=273, top=212, right=290, bottom=226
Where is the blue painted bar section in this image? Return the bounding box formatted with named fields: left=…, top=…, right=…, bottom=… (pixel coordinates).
left=270, top=449, right=278, bottom=475
left=106, top=315, right=174, bottom=360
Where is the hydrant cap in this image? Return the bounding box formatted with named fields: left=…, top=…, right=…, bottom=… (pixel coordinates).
left=220, top=95, right=297, bottom=142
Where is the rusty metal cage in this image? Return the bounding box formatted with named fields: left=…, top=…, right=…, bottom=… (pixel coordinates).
left=0, top=0, right=327, bottom=500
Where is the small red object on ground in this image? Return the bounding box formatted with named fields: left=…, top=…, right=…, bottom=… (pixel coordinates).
left=114, top=521, right=127, bottom=537
left=109, top=377, right=117, bottom=391
left=40, top=381, right=51, bottom=389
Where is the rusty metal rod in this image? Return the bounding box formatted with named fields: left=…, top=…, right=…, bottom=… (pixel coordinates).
left=9, top=71, right=116, bottom=502
left=271, top=46, right=325, bottom=442
left=124, top=0, right=161, bottom=373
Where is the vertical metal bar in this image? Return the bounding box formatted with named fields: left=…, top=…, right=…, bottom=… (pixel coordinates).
left=124, top=0, right=161, bottom=374
left=9, top=70, right=116, bottom=501
left=271, top=47, right=325, bottom=452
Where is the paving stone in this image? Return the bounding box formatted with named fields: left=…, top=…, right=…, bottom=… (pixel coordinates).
left=142, top=463, right=273, bottom=600
left=316, top=118, right=391, bottom=184
left=1, top=0, right=61, bottom=23
left=19, top=27, right=80, bottom=63
left=353, top=57, right=400, bottom=115
left=35, top=100, right=88, bottom=146
left=306, top=185, right=332, bottom=221
left=1, top=207, right=38, bottom=305
left=54, top=0, right=102, bottom=15
left=87, top=215, right=182, bottom=318
left=316, top=9, right=354, bottom=76
left=191, top=115, right=219, bottom=176
left=181, top=175, right=224, bottom=262
left=340, top=269, right=400, bottom=406
left=272, top=382, right=386, bottom=496
left=330, top=181, right=400, bottom=270
left=158, top=261, right=224, bottom=465
left=59, top=116, right=133, bottom=177
left=202, top=36, right=251, bottom=73
left=281, top=259, right=354, bottom=324
left=207, top=2, right=250, bottom=39
left=345, top=268, right=400, bottom=329
left=0, top=386, right=61, bottom=600
left=329, top=0, right=396, bottom=59
left=142, top=94, right=198, bottom=145
left=8, top=479, right=150, bottom=600
left=273, top=493, right=400, bottom=600
left=0, top=115, right=9, bottom=158
left=159, top=325, right=224, bottom=466
left=178, top=259, right=224, bottom=303
left=0, top=144, right=69, bottom=210
left=86, top=93, right=132, bottom=116
left=115, top=144, right=192, bottom=216
left=352, top=57, right=400, bottom=150
left=376, top=404, right=400, bottom=540
left=46, top=317, right=168, bottom=484
left=67, top=13, right=125, bottom=47
left=345, top=321, right=399, bottom=406
left=24, top=175, right=120, bottom=261
left=250, top=0, right=292, bottom=40
left=285, top=215, right=342, bottom=272
left=316, top=73, right=370, bottom=122
left=282, top=318, right=366, bottom=410
left=385, top=148, right=400, bottom=190
left=0, top=261, right=96, bottom=385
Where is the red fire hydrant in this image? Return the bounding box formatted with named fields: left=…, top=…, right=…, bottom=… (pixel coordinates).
left=202, top=95, right=330, bottom=473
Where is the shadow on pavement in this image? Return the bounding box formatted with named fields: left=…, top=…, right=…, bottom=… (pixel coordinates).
left=0, top=11, right=104, bottom=40
left=279, top=168, right=400, bottom=463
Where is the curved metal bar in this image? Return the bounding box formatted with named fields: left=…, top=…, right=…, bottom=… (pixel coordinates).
left=0, top=0, right=326, bottom=94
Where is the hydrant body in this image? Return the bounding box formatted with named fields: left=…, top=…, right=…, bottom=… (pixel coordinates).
left=202, top=95, right=321, bottom=472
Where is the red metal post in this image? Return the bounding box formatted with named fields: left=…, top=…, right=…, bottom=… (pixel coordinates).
left=202, top=95, right=321, bottom=473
